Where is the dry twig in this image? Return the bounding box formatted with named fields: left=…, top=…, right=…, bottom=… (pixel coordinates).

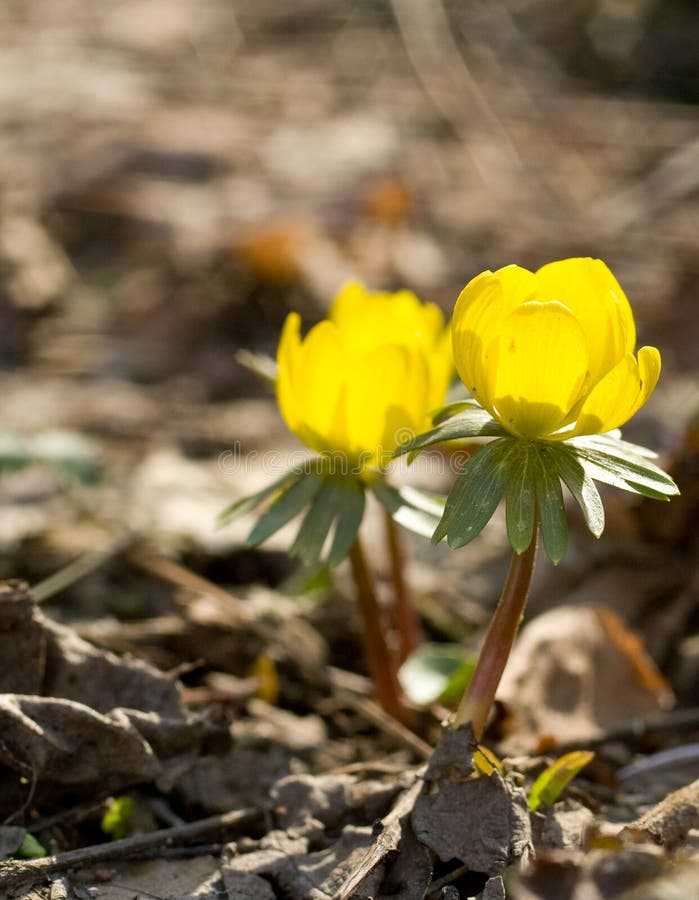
left=336, top=774, right=425, bottom=899
left=0, top=806, right=262, bottom=895
left=621, top=778, right=699, bottom=849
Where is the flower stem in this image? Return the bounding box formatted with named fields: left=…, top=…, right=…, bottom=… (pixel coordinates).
left=453, top=524, right=539, bottom=739
left=348, top=537, right=407, bottom=723
left=384, top=509, right=421, bottom=664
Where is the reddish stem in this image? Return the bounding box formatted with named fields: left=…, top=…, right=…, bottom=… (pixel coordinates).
left=384, top=510, right=421, bottom=664
left=453, top=525, right=539, bottom=739
left=348, top=537, right=407, bottom=723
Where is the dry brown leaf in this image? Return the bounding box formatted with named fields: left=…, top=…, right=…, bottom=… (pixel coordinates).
left=411, top=725, right=532, bottom=875
left=0, top=581, right=229, bottom=817
left=497, top=605, right=674, bottom=750
left=223, top=826, right=387, bottom=900
left=0, top=828, right=26, bottom=862
left=83, top=855, right=224, bottom=900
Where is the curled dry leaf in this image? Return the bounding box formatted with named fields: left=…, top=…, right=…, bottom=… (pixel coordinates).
left=0, top=581, right=182, bottom=715
left=0, top=581, right=229, bottom=817
left=272, top=772, right=406, bottom=835
left=497, top=605, right=673, bottom=750
left=411, top=725, right=532, bottom=876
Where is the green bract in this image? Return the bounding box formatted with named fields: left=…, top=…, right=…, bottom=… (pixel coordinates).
left=394, top=403, right=678, bottom=564
left=219, top=462, right=443, bottom=568
left=220, top=282, right=453, bottom=569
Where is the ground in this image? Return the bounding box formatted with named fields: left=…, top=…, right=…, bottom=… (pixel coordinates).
left=0, top=1, right=698, bottom=898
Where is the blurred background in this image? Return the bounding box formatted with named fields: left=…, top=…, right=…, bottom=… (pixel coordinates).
left=0, top=0, right=698, bottom=695
left=2, top=0, right=698, bottom=385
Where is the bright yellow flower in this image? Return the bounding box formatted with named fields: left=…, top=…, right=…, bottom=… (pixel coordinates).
left=451, top=258, right=661, bottom=440
left=276, top=282, right=452, bottom=467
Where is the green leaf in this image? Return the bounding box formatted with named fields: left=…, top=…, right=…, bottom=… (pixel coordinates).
left=290, top=477, right=359, bottom=567
left=398, top=485, right=446, bottom=517
left=434, top=440, right=511, bottom=549
left=528, top=751, right=595, bottom=811
left=235, top=348, right=278, bottom=386
left=29, top=431, right=101, bottom=484
left=568, top=438, right=678, bottom=499
left=327, top=479, right=366, bottom=567
left=370, top=481, right=443, bottom=539
left=246, top=473, right=323, bottom=547
left=16, top=834, right=46, bottom=859
left=575, top=431, right=657, bottom=460
left=101, top=795, right=136, bottom=840
left=0, top=430, right=100, bottom=484
left=533, top=445, right=568, bottom=564
left=504, top=443, right=537, bottom=553
left=622, top=480, right=673, bottom=501
left=432, top=399, right=482, bottom=424
left=280, top=562, right=334, bottom=597
left=549, top=446, right=605, bottom=538
left=393, top=407, right=507, bottom=458
left=0, top=432, right=28, bottom=473
left=398, top=643, right=477, bottom=705
left=218, top=472, right=298, bottom=526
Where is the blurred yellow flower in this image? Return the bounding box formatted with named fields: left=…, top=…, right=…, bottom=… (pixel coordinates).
left=451, top=258, right=660, bottom=440
left=277, top=282, right=452, bottom=467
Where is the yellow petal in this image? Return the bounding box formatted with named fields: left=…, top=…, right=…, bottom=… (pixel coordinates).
left=328, top=281, right=372, bottom=332
left=386, top=291, right=445, bottom=350
left=331, top=281, right=446, bottom=358
left=418, top=300, right=448, bottom=346
left=277, top=285, right=451, bottom=466
left=295, top=321, right=348, bottom=453
left=451, top=265, right=536, bottom=413
left=276, top=312, right=303, bottom=432
left=628, top=346, right=662, bottom=418
left=343, top=345, right=429, bottom=465
left=428, top=322, right=455, bottom=410
left=489, top=301, right=588, bottom=438
left=570, top=346, right=661, bottom=436
left=534, top=258, right=636, bottom=387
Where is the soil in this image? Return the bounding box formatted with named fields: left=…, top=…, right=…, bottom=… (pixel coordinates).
left=0, top=2, right=698, bottom=897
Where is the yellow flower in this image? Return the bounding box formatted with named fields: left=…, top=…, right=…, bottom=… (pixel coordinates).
left=451, top=258, right=660, bottom=440
left=276, top=282, right=452, bottom=467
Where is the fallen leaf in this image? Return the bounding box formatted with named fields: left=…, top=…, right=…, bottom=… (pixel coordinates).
left=497, top=605, right=674, bottom=749
left=0, top=582, right=229, bottom=817
left=0, top=827, right=26, bottom=861
left=86, top=855, right=224, bottom=900
left=620, top=778, right=699, bottom=849
left=411, top=725, right=532, bottom=875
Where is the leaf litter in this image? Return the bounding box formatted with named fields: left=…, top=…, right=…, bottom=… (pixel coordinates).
left=0, top=581, right=229, bottom=821
left=1, top=1, right=699, bottom=897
